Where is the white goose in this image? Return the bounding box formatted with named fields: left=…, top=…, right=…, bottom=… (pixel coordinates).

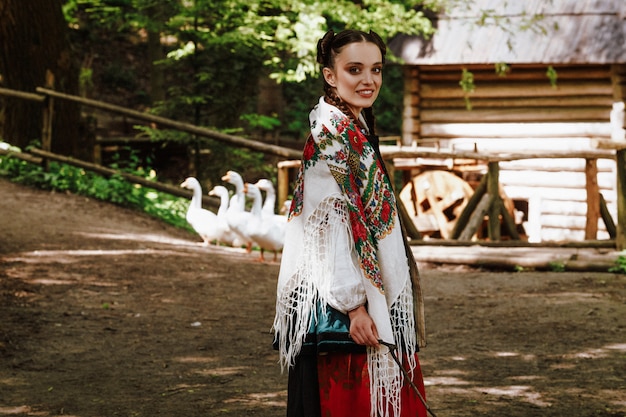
left=245, top=182, right=286, bottom=262
left=253, top=178, right=291, bottom=216
left=254, top=176, right=288, bottom=230
left=221, top=170, right=255, bottom=252
left=254, top=178, right=280, bottom=218
left=207, top=185, right=243, bottom=247
left=180, top=177, right=219, bottom=246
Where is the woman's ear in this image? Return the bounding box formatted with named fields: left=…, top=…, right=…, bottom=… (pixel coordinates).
left=323, top=67, right=336, bottom=87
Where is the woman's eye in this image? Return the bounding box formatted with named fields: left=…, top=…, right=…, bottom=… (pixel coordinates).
left=373, top=67, right=382, bottom=74
left=349, top=67, right=361, bottom=74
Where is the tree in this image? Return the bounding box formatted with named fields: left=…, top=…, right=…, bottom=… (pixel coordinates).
left=0, top=0, right=82, bottom=158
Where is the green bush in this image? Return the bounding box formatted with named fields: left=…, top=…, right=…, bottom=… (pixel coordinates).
left=609, top=253, right=626, bottom=274
left=0, top=143, right=191, bottom=231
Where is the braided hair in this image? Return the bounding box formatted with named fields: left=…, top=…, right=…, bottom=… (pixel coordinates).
left=316, top=29, right=386, bottom=136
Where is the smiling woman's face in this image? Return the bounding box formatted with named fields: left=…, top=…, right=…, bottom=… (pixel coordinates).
left=323, top=41, right=383, bottom=118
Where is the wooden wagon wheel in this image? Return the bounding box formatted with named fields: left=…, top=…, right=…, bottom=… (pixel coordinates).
left=399, top=170, right=475, bottom=239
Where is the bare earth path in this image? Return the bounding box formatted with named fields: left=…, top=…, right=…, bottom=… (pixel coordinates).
left=1, top=178, right=625, bottom=417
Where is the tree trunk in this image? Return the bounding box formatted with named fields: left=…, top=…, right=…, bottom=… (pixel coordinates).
left=146, top=3, right=166, bottom=104
left=256, top=72, right=283, bottom=143
left=147, top=29, right=165, bottom=104
left=0, top=0, right=82, bottom=159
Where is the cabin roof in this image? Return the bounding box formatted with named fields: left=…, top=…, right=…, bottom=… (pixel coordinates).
left=389, top=0, right=626, bottom=65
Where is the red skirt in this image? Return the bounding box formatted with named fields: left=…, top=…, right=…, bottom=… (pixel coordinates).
left=316, top=352, right=428, bottom=417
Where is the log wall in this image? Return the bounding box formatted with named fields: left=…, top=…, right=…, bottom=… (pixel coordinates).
left=403, top=63, right=619, bottom=242
left=407, top=64, right=615, bottom=141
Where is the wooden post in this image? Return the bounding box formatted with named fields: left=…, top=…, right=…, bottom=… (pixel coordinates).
left=41, top=97, right=53, bottom=152
left=487, top=161, right=501, bottom=241
left=384, top=159, right=395, bottom=190
left=402, top=66, right=420, bottom=146
left=450, top=173, right=488, bottom=239
left=458, top=193, right=494, bottom=241
left=40, top=71, right=55, bottom=171
left=397, top=197, right=422, bottom=240
left=599, top=193, right=617, bottom=239
left=611, top=64, right=626, bottom=250
left=498, top=198, right=520, bottom=240
left=277, top=160, right=301, bottom=211
left=616, top=149, right=626, bottom=251
left=584, top=158, right=600, bottom=240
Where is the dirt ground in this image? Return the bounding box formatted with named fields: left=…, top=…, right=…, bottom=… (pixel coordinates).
left=1, top=177, right=625, bottom=417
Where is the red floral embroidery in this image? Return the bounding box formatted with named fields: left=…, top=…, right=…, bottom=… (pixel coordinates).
left=303, top=137, right=315, bottom=161
left=381, top=200, right=391, bottom=223
left=349, top=210, right=368, bottom=243
left=348, top=128, right=363, bottom=153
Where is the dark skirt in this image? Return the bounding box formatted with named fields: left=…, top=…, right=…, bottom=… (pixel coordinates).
left=287, top=354, right=321, bottom=417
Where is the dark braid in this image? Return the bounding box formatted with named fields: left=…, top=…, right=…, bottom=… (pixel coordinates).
left=325, top=89, right=358, bottom=128
left=316, top=29, right=386, bottom=135
left=362, top=107, right=377, bottom=136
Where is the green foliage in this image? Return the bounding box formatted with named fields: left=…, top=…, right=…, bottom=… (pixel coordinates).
left=133, top=124, right=275, bottom=189
left=495, top=62, right=510, bottom=77
left=240, top=113, right=282, bottom=132
left=153, top=0, right=266, bottom=128
left=546, top=65, right=558, bottom=88
left=0, top=143, right=190, bottom=231
left=64, top=0, right=163, bottom=31
left=608, top=253, right=626, bottom=274
left=79, top=67, right=94, bottom=92
left=548, top=261, right=566, bottom=272
left=282, top=75, right=323, bottom=139
left=199, top=139, right=276, bottom=188
left=459, top=68, right=475, bottom=110
left=101, top=63, right=138, bottom=91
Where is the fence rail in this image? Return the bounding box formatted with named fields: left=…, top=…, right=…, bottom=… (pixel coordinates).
left=35, top=87, right=303, bottom=160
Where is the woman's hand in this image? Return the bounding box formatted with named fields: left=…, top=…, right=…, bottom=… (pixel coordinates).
left=347, top=305, right=380, bottom=347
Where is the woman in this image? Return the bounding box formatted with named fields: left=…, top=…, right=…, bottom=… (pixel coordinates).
left=273, top=29, right=428, bottom=417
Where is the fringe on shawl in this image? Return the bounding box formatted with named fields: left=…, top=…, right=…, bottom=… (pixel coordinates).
left=273, top=193, right=357, bottom=370
left=369, top=280, right=418, bottom=417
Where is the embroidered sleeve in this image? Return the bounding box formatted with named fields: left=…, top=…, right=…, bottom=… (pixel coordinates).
left=327, top=198, right=367, bottom=313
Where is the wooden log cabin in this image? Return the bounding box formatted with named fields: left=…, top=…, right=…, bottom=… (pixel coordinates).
left=388, top=0, right=626, bottom=243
